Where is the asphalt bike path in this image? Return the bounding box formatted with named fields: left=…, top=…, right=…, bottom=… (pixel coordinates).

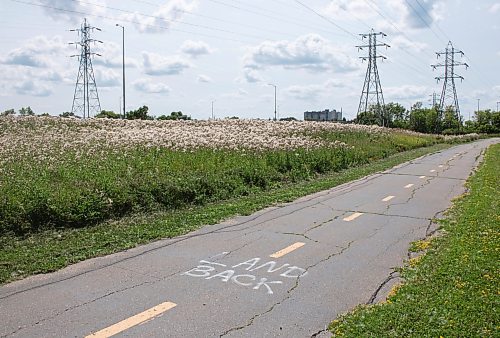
left=1, top=139, right=497, bottom=337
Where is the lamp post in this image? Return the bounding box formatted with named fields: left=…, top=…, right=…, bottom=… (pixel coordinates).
left=268, top=83, right=277, bottom=121
left=116, top=24, right=125, bottom=119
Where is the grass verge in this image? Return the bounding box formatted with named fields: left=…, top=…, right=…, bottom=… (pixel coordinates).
left=329, top=143, right=499, bottom=337
left=0, top=143, right=453, bottom=285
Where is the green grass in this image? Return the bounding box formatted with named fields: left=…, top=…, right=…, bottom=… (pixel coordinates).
left=0, top=143, right=452, bottom=284
left=329, top=143, right=499, bottom=337
left=0, top=127, right=442, bottom=236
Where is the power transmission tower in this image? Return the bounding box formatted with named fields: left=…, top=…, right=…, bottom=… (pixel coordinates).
left=357, top=29, right=390, bottom=126
left=429, top=92, right=440, bottom=108
left=70, top=18, right=102, bottom=119
left=431, top=41, right=468, bottom=121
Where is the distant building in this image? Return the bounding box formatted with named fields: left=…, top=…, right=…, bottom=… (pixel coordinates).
left=304, top=109, right=342, bottom=122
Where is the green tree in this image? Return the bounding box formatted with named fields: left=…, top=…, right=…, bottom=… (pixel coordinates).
left=385, top=102, right=408, bottom=129
left=473, top=110, right=500, bottom=134
left=157, top=111, right=191, bottom=120
left=1, top=109, right=15, bottom=116
left=95, top=110, right=120, bottom=119
left=19, top=106, right=35, bottom=116
left=60, top=112, right=76, bottom=118
left=356, top=110, right=379, bottom=126
left=409, top=107, right=428, bottom=133
left=126, top=106, right=153, bottom=120
left=425, top=107, right=441, bottom=134
left=442, top=105, right=461, bottom=134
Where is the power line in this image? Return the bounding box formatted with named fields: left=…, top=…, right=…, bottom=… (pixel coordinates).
left=206, top=0, right=348, bottom=38
left=127, top=0, right=305, bottom=40
left=10, top=0, right=254, bottom=44
left=404, top=0, right=445, bottom=44
left=293, top=0, right=360, bottom=40
left=69, top=0, right=267, bottom=41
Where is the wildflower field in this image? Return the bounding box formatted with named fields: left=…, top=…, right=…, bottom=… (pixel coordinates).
left=0, top=116, right=477, bottom=238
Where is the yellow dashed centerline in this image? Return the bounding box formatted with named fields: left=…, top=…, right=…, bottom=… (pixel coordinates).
left=270, top=242, right=305, bottom=258
left=382, top=195, right=395, bottom=202
left=430, top=169, right=436, bottom=173
left=438, top=165, right=444, bottom=168
left=419, top=176, right=426, bottom=179
left=404, top=184, right=414, bottom=189
left=86, top=301, right=177, bottom=338
left=343, top=212, right=363, bottom=222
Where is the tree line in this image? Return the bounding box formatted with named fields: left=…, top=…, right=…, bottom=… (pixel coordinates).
left=356, top=102, right=499, bottom=134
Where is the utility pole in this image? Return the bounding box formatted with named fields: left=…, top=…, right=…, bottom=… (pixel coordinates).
left=356, top=29, right=390, bottom=126
left=70, top=18, right=102, bottom=119
left=268, top=83, right=277, bottom=121
left=211, top=100, right=215, bottom=119
left=116, top=24, right=126, bottom=119
left=432, top=41, right=468, bottom=128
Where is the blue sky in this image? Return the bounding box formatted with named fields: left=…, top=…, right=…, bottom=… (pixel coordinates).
left=0, top=0, right=499, bottom=120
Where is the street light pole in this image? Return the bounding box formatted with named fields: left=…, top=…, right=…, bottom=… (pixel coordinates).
left=211, top=100, right=215, bottom=120
left=116, top=24, right=125, bottom=119
left=268, top=83, right=277, bottom=121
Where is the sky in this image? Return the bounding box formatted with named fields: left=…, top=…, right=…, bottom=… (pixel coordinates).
left=0, top=0, right=499, bottom=121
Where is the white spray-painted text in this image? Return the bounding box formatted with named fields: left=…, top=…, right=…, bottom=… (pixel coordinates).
left=182, top=256, right=308, bottom=295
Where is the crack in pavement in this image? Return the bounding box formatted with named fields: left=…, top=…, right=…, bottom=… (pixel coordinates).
left=219, top=240, right=356, bottom=337
left=279, top=232, right=319, bottom=243
left=2, top=278, right=158, bottom=338
left=310, top=327, right=330, bottom=338
left=367, top=270, right=400, bottom=305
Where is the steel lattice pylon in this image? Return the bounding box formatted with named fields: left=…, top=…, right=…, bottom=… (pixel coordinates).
left=70, top=18, right=102, bottom=119
left=432, top=41, right=468, bottom=120
left=356, top=29, right=390, bottom=126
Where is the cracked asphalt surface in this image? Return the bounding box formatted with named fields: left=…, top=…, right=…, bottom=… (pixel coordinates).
left=1, top=139, right=497, bottom=338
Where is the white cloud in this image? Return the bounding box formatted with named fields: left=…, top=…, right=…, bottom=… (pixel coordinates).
left=141, top=52, right=191, bottom=76
left=39, top=0, right=106, bottom=23
left=94, top=42, right=138, bottom=69
left=390, top=36, right=428, bottom=53
left=244, top=34, right=358, bottom=74
left=180, top=40, right=213, bottom=58
left=221, top=88, right=249, bottom=99
left=242, top=69, right=263, bottom=83
left=197, top=74, right=212, bottom=83
left=14, top=80, right=52, bottom=97
left=133, top=79, right=171, bottom=94
left=95, top=69, right=120, bottom=87
left=385, top=85, right=429, bottom=101
left=121, top=0, right=198, bottom=34
left=489, top=3, right=500, bottom=13
left=285, top=79, right=347, bottom=101
left=324, top=0, right=375, bottom=20
left=0, top=35, right=64, bottom=68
